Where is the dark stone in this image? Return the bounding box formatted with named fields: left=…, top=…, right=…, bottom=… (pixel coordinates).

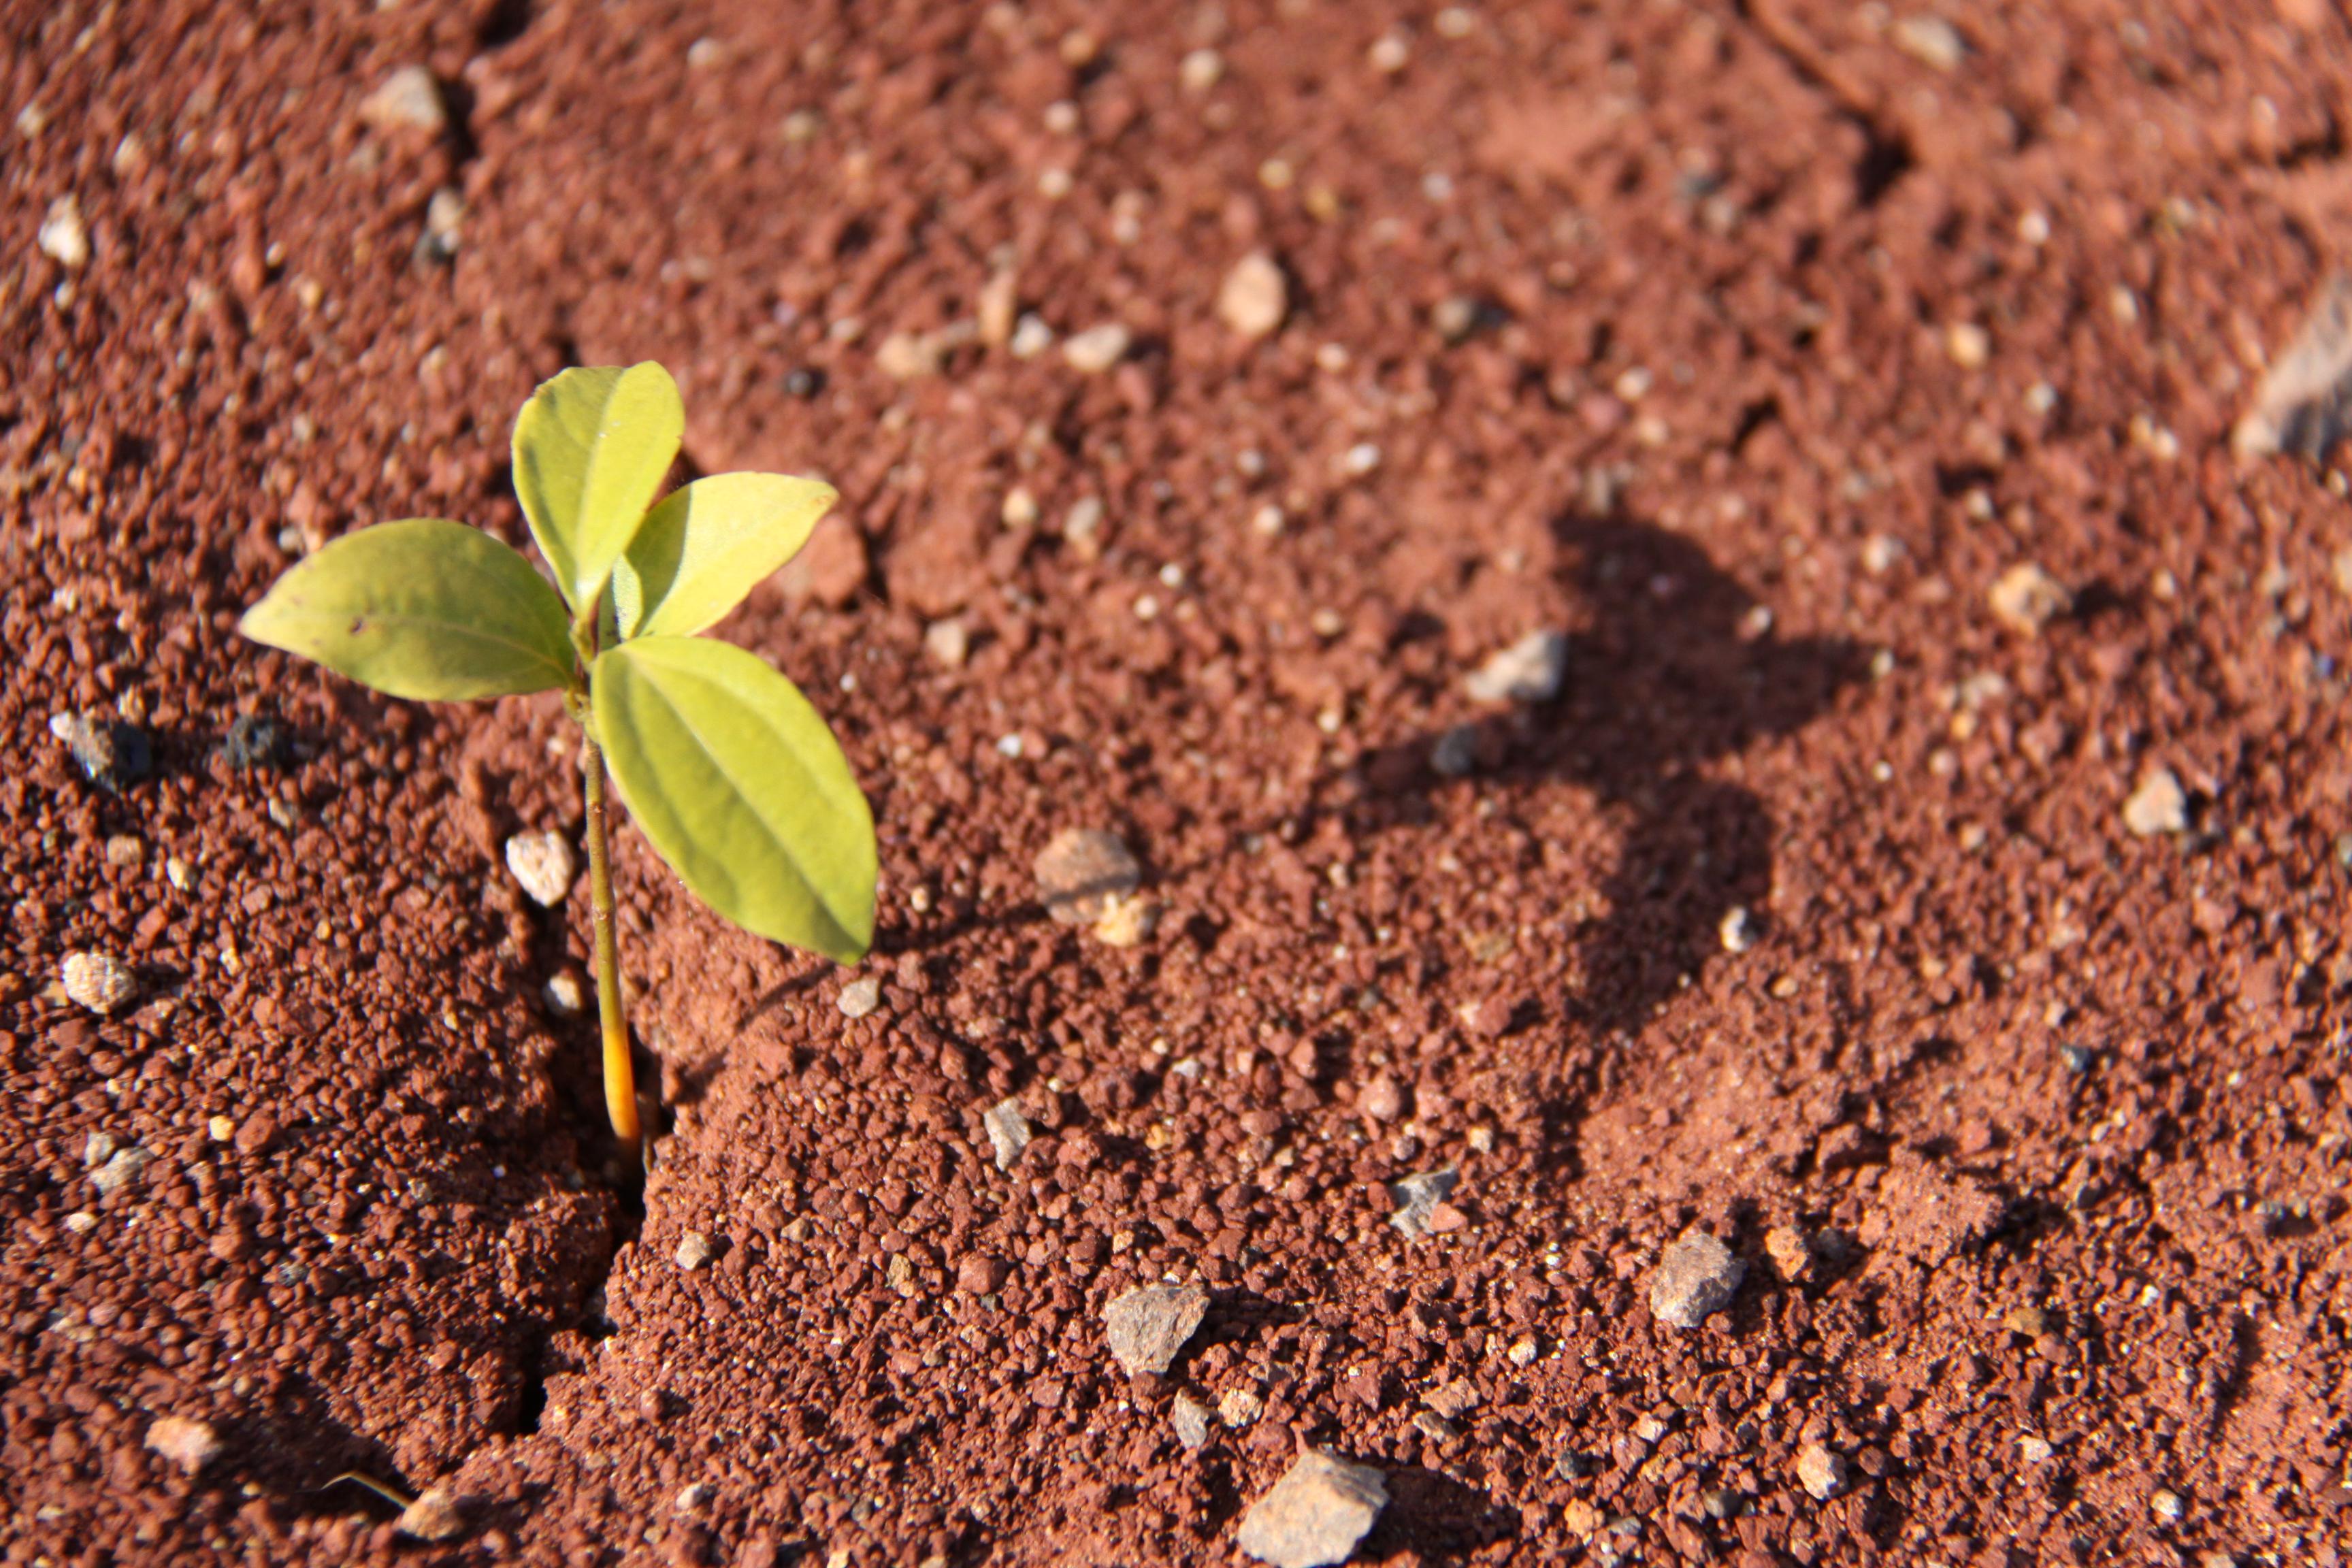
left=220, top=713, right=293, bottom=769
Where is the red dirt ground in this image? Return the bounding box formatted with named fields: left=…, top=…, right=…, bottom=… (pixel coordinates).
left=5, top=1, right=2352, bottom=1565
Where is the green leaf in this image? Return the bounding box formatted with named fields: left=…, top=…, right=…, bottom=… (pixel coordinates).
left=511, top=362, right=685, bottom=611
left=616, top=473, right=838, bottom=639
left=592, top=636, right=875, bottom=961
left=238, top=519, right=576, bottom=700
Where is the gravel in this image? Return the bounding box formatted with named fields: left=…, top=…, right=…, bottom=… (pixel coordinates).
left=983, top=1098, right=1033, bottom=1171
left=143, top=1416, right=220, bottom=1475
left=2236, top=273, right=2352, bottom=461
left=1034, top=828, right=1142, bottom=924
left=1387, top=1169, right=1463, bottom=1239
left=90, top=1145, right=152, bottom=1198
left=37, top=195, right=88, bottom=267
left=360, top=65, right=448, bottom=134
left=51, top=711, right=152, bottom=791
left=220, top=712, right=293, bottom=769
left=504, top=831, right=578, bottom=908
left=675, top=1231, right=717, bottom=1271
left=924, top=617, right=970, bottom=669
left=543, top=970, right=587, bottom=1016
left=1465, top=630, right=1569, bottom=704
left=1235, top=1450, right=1389, bottom=1568
left=1795, top=1441, right=1852, bottom=1500
left=61, top=951, right=136, bottom=1014
left=1171, top=1392, right=1214, bottom=1451
left=1218, top=252, right=1289, bottom=341
left=836, top=976, right=882, bottom=1019
left=1648, top=1230, right=1745, bottom=1328
left=1062, top=323, right=1132, bottom=374
left=397, top=1486, right=468, bottom=1541
left=2123, top=768, right=2188, bottom=836
left=1101, top=1281, right=1210, bottom=1376
left=1987, top=563, right=2072, bottom=636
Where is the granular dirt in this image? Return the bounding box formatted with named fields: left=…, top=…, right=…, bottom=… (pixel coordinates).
left=5, top=1, right=2352, bottom=1565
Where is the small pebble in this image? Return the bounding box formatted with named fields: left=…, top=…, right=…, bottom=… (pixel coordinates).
left=1062, top=323, right=1132, bottom=374
left=165, top=857, right=195, bottom=892
left=1250, top=503, right=1286, bottom=537
left=61, top=951, right=136, bottom=1015
left=1465, top=630, right=1569, bottom=704
left=2234, top=273, right=2352, bottom=461
left=1219, top=1386, right=1265, bottom=1427
left=1648, top=1230, right=1744, bottom=1328
left=1795, top=1441, right=1851, bottom=1500
left=1341, top=442, right=1382, bottom=477
left=221, top=713, right=292, bottom=769
left=1102, top=1281, right=1210, bottom=1376
left=543, top=970, right=587, bottom=1016
left=1357, top=1074, right=1406, bottom=1124
left=91, top=1146, right=152, bottom=1198
left=1009, top=313, right=1055, bottom=359
left=1387, top=1169, right=1463, bottom=1239
left=1946, top=321, right=1991, bottom=369
left=1179, top=48, right=1224, bottom=93
left=37, top=195, right=88, bottom=268
left=1171, top=1392, right=1215, bottom=1451
left=1218, top=252, right=1289, bottom=342
left=1367, top=34, right=1411, bottom=73
left=1987, top=563, right=2071, bottom=635
left=837, top=976, right=882, bottom=1019
left=1092, top=892, right=1160, bottom=949
left=674, top=1482, right=714, bottom=1514
left=1891, top=14, right=1966, bottom=71
left=504, top=832, right=578, bottom=908
left=419, top=188, right=464, bottom=261
left=675, top=1230, right=716, bottom=1271
left=1034, top=828, right=1142, bottom=924
left=1718, top=905, right=1752, bottom=953
left=2123, top=768, right=2188, bottom=837
left=359, top=65, right=448, bottom=134
left=397, top=1487, right=468, bottom=1542
left=983, top=1097, right=1033, bottom=1171
left=875, top=330, right=941, bottom=381
left=1429, top=724, right=1479, bottom=778
left=50, top=711, right=151, bottom=791
left=2019, top=1435, right=2055, bottom=1465
left=1235, top=1450, right=1389, bottom=1568
left=924, top=618, right=970, bottom=669
left=103, top=831, right=146, bottom=863
left=1431, top=295, right=1484, bottom=344
left=144, top=1416, right=220, bottom=1475
left=999, top=486, right=1039, bottom=528
left=1412, top=1409, right=1458, bottom=1442
left=65, top=1211, right=98, bottom=1235
left=2151, top=1488, right=2185, bottom=1522
left=208, top=1117, right=236, bottom=1143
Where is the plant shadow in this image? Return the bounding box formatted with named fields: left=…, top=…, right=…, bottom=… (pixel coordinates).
left=1354, top=508, right=1864, bottom=1103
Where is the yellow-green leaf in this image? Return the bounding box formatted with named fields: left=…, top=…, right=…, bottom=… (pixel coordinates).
left=238, top=519, right=575, bottom=700
left=511, top=362, right=684, bottom=610
left=592, top=636, right=875, bottom=961
left=617, top=473, right=838, bottom=638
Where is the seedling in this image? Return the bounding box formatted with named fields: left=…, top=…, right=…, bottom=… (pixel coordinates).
left=241, top=363, right=876, bottom=1162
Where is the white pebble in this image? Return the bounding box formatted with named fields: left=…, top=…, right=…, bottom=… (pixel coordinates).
left=838, top=975, right=882, bottom=1019
left=144, top=1416, right=221, bottom=1476
left=2123, top=768, right=2188, bottom=838
left=359, top=65, right=448, bottom=135
left=1341, top=442, right=1382, bottom=476
left=1009, top=314, right=1055, bottom=359
left=1465, top=630, right=1569, bottom=704
left=504, top=831, right=578, bottom=908
left=1218, top=252, right=1289, bottom=342
left=1062, top=322, right=1132, bottom=374
left=1368, top=34, right=1411, bottom=72
left=543, top=970, right=587, bottom=1017
left=674, top=1230, right=716, bottom=1271
left=1179, top=48, right=1224, bottom=92
left=37, top=195, right=88, bottom=268
left=61, top=951, right=135, bottom=1014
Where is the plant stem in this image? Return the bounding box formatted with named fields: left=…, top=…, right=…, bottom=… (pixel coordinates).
left=580, top=728, right=640, bottom=1166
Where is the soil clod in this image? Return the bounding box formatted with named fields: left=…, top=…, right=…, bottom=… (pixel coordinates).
left=1235, top=1450, right=1388, bottom=1568
left=1102, top=1281, right=1209, bottom=1377
left=142, top=1416, right=220, bottom=1476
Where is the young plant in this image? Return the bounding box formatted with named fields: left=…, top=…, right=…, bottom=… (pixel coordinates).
left=240, top=363, right=876, bottom=1162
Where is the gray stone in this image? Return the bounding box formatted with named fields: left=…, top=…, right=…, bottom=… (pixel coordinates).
left=50, top=712, right=150, bottom=791
left=2237, top=274, right=2352, bottom=461
left=91, top=1146, right=152, bottom=1199
left=1465, top=630, right=1568, bottom=704
left=1171, top=1391, right=1214, bottom=1451
left=1386, top=1169, right=1460, bottom=1239
left=1649, top=1230, right=1744, bottom=1328
left=1235, top=1450, right=1388, bottom=1568
left=1102, top=1281, right=1209, bottom=1376
left=1429, top=723, right=1479, bottom=778
left=983, top=1098, right=1033, bottom=1171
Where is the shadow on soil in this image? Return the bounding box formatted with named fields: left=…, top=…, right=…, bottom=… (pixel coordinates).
left=1358, top=507, right=1864, bottom=1146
